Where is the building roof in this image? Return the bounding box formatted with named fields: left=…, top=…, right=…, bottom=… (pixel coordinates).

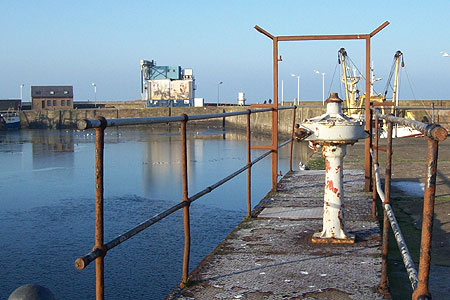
left=31, top=86, right=73, bottom=98
left=0, top=99, right=21, bottom=111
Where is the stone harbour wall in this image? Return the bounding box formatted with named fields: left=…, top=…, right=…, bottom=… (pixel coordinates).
left=19, top=99, right=450, bottom=133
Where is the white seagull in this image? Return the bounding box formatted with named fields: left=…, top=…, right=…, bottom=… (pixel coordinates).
left=441, top=51, right=449, bottom=57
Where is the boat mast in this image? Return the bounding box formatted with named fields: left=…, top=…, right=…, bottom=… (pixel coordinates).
left=392, top=51, right=403, bottom=107
left=339, top=48, right=351, bottom=111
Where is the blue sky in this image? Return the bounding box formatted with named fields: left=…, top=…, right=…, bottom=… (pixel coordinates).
left=1, top=0, right=449, bottom=103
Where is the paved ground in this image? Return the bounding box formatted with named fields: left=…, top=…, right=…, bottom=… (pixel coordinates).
left=167, top=170, right=385, bottom=300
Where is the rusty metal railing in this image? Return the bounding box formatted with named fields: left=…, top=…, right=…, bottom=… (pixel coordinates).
left=74, top=106, right=297, bottom=300
left=370, top=107, right=448, bottom=300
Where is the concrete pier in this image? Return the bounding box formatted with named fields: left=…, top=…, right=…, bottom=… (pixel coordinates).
left=167, top=169, right=383, bottom=300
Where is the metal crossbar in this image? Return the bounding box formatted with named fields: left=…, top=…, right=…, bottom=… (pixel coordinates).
left=77, top=108, right=274, bottom=129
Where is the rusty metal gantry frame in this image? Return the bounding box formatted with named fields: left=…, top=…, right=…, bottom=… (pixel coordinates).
left=371, top=106, right=448, bottom=300
left=254, top=21, right=389, bottom=192
left=74, top=107, right=297, bottom=300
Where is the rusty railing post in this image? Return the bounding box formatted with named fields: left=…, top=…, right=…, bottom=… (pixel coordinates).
left=94, top=117, right=107, bottom=300
left=289, top=106, right=296, bottom=172
left=364, top=36, right=373, bottom=192
left=372, top=110, right=379, bottom=218
left=412, top=138, right=439, bottom=300
left=180, top=114, right=191, bottom=286
left=272, top=37, right=279, bottom=192
left=246, top=110, right=252, bottom=217
left=379, top=120, right=393, bottom=294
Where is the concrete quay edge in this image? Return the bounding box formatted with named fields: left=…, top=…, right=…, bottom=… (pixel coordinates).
left=166, top=170, right=384, bottom=300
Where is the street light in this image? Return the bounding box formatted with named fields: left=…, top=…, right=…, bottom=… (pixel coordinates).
left=281, top=80, right=284, bottom=106
left=290, top=73, right=299, bottom=105
left=217, top=81, right=223, bottom=106
left=20, top=84, right=24, bottom=102
left=314, top=70, right=326, bottom=105
left=91, top=83, right=97, bottom=108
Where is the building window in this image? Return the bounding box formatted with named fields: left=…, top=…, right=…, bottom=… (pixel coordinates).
left=61, top=100, right=65, bottom=106
left=50, top=91, right=55, bottom=95
left=53, top=100, right=57, bottom=106
left=42, top=100, right=45, bottom=108
left=47, top=100, right=51, bottom=106
left=67, top=100, right=71, bottom=106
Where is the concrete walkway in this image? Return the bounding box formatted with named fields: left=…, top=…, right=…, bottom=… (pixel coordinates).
left=167, top=170, right=384, bottom=300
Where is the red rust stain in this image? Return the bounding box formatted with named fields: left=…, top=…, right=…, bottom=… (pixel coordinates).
left=337, top=193, right=341, bottom=198
left=336, top=165, right=341, bottom=173
left=326, top=180, right=339, bottom=194
left=325, top=202, right=330, bottom=206
left=325, top=159, right=331, bottom=172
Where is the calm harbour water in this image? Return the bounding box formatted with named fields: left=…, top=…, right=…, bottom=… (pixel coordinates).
left=0, top=126, right=308, bottom=299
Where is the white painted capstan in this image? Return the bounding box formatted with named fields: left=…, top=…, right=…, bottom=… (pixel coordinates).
left=301, top=93, right=368, bottom=243
left=301, top=93, right=366, bottom=143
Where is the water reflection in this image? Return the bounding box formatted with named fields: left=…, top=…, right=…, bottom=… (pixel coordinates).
left=31, top=130, right=75, bottom=170
left=142, top=128, right=182, bottom=200
left=0, top=126, right=312, bottom=300
left=140, top=127, right=312, bottom=208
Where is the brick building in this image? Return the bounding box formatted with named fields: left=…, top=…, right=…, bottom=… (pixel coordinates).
left=31, top=86, right=73, bottom=110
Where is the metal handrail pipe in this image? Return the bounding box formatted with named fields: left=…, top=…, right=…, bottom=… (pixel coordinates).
left=385, top=202, right=418, bottom=290
left=78, top=116, right=185, bottom=130
left=373, top=110, right=448, bottom=141
left=189, top=165, right=251, bottom=203
left=189, top=149, right=273, bottom=203
left=370, top=149, right=418, bottom=289
left=75, top=201, right=188, bottom=270
left=77, top=108, right=276, bottom=130
left=251, top=149, right=273, bottom=165
left=278, top=139, right=292, bottom=149
left=278, top=105, right=297, bottom=111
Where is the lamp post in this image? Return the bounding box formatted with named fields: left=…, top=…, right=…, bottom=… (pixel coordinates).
left=217, top=81, right=223, bottom=106
left=314, top=70, right=326, bottom=105
left=91, top=83, right=97, bottom=108
left=290, top=73, right=299, bottom=105
left=20, top=84, right=24, bottom=102
left=281, top=79, right=284, bottom=106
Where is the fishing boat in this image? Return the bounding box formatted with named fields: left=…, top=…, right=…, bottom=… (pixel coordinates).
left=1, top=110, right=21, bottom=130
left=338, top=48, right=422, bottom=138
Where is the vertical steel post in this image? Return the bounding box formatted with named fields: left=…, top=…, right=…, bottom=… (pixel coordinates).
left=385, top=120, right=393, bottom=212
left=364, top=37, right=373, bottom=192
left=272, top=37, right=279, bottom=192
left=372, top=111, right=379, bottom=218
left=222, top=109, right=226, bottom=140
left=379, top=120, right=393, bottom=294
left=431, top=103, right=435, bottom=123
left=289, top=107, right=296, bottom=172
left=180, top=115, right=191, bottom=286
left=94, top=117, right=106, bottom=300
left=412, top=138, right=438, bottom=300
left=246, top=111, right=252, bottom=217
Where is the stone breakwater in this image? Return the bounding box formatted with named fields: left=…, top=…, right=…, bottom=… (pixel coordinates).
left=18, top=106, right=326, bottom=135
left=18, top=100, right=449, bottom=132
